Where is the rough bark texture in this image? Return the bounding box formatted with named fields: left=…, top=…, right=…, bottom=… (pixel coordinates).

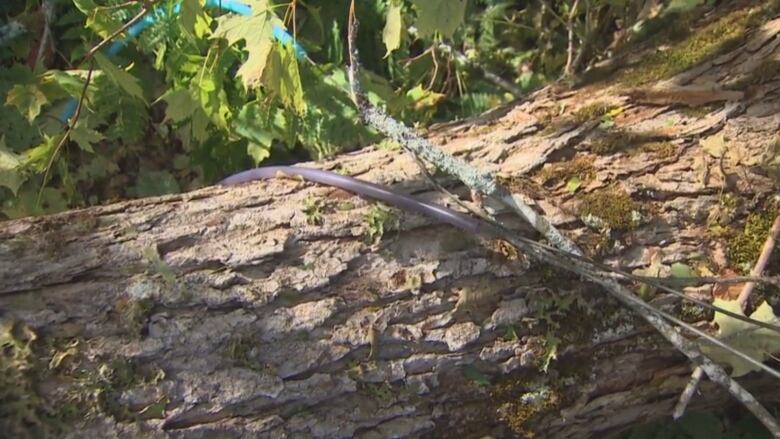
left=3, top=5, right=780, bottom=439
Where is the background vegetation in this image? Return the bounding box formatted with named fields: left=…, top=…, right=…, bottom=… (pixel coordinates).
left=0, top=0, right=727, bottom=219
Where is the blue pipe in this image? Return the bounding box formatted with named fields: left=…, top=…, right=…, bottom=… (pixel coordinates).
left=60, top=0, right=307, bottom=123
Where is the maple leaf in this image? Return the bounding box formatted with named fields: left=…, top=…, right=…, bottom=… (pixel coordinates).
left=213, top=0, right=281, bottom=89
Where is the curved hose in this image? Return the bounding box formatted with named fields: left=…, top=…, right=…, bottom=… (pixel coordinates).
left=219, top=166, right=485, bottom=234
left=60, top=0, right=307, bottom=122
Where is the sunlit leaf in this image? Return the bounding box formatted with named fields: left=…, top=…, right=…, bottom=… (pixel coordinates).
left=0, top=136, right=25, bottom=195
left=247, top=142, right=271, bottom=165
left=6, top=84, right=48, bottom=122
left=213, top=0, right=278, bottom=89
left=382, top=0, right=403, bottom=56
left=263, top=42, right=306, bottom=114
left=701, top=299, right=780, bottom=377
left=565, top=176, right=582, bottom=193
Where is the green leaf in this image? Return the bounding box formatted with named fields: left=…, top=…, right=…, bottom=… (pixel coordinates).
left=235, top=102, right=277, bottom=146
left=263, top=42, right=306, bottom=114
left=382, top=0, right=403, bottom=56
left=540, top=334, right=559, bottom=372
left=6, top=83, right=48, bottom=122
left=22, top=134, right=61, bottom=172
left=72, top=0, right=124, bottom=38
left=70, top=122, right=103, bottom=153
left=247, top=142, right=270, bottom=165
left=159, top=88, right=196, bottom=123
left=179, top=0, right=201, bottom=37
left=702, top=300, right=780, bottom=377
left=46, top=70, right=90, bottom=98
left=132, top=169, right=180, bottom=197
left=213, top=0, right=278, bottom=88
left=0, top=137, right=25, bottom=195
left=565, top=176, right=582, bottom=193
left=412, top=0, right=467, bottom=39
left=670, top=262, right=695, bottom=278
left=94, top=52, right=144, bottom=102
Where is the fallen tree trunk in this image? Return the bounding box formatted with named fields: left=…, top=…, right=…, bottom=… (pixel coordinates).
left=3, top=5, right=780, bottom=438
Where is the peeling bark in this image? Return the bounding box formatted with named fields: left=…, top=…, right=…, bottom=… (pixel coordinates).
left=3, top=8, right=780, bottom=439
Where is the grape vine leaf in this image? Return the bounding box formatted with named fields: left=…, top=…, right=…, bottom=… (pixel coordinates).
left=94, top=52, right=145, bottom=102
left=213, top=0, right=279, bottom=89
left=0, top=136, right=25, bottom=195
left=6, top=83, right=48, bottom=123
left=383, top=0, right=403, bottom=56
left=701, top=299, right=780, bottom=377
left=412, top=0, right=467, bottom=39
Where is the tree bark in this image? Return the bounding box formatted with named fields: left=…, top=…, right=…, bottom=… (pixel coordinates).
left=3, top=7, right=780, bottom=439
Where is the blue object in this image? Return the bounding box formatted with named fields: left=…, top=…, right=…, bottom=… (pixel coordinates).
left=60, top=0, right=307, bottom=122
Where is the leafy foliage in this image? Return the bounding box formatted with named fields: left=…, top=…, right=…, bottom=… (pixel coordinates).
left=0, top=0, right=773, bottom=219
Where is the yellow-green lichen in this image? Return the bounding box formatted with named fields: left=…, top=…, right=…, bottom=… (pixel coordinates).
left=727, top=213, right=775, bottom=273
left=494, top=382, right=561, bottom=435
left=679, top=301, right=712, bottom=323
left=577, top=188, right=639, bottom=231
left=620, top=7, right=762, bottom=86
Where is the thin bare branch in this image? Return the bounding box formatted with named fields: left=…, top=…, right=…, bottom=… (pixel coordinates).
left=37, top=61, right=95, bottom=207
left=80, top=5, right=150, bottom=65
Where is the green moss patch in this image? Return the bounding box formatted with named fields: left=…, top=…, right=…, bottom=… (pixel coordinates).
left=536, top=156, right=595, bottom=186
left=577, top=188, right=639, bottom=230
left=727, top=213, right=775, bottom=273
left=620, top=7, right=762, bottom=86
